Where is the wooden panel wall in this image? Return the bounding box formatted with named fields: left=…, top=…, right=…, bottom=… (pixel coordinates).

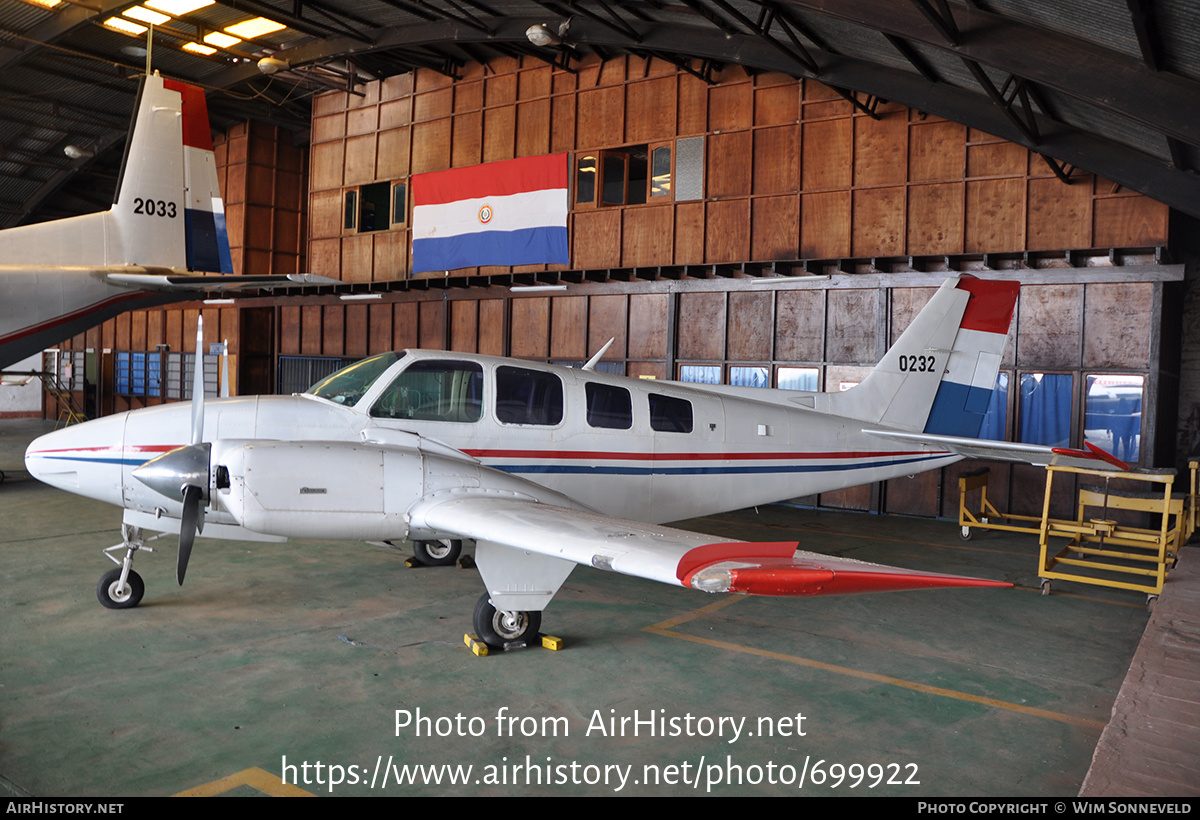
left=310, top=56, right=1170, bottom=284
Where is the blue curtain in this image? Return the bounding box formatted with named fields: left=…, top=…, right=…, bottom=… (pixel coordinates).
left=1019, top=374, right=1073, bottom=447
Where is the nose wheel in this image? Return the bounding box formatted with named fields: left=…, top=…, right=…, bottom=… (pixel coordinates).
left=473, top=593, right=541, bottom=649
left=96, top=524, right=163, bottom=610
left=97, top=567, right=144, bottom=609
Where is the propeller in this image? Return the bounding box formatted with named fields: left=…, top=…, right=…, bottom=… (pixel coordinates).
left=132, top=317, right=210, bottom=585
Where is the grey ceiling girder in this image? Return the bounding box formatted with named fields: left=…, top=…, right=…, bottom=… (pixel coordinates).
left=1124, top=0, right=1165, bottom=72
left=777, top=0, right=1200, bottom=149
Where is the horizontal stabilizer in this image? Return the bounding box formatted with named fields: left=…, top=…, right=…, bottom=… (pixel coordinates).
left=105, top=272, right=341, bottom=291
left=862, top=428, right=1130, bottom=471
left=681, top=546, right=1011, bottom=596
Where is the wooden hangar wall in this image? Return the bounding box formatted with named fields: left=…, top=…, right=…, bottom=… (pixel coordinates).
left=52, top=54, right=1181, bottom=520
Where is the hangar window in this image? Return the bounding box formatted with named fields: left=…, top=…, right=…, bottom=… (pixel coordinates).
left=679, top=364, right=720, bottom=384
left=279, top=355, right=358, bottom=396
left=729, top=366, right=768, bottom=388
left=1018, top=373, right=1073, bottom=448
left=371, top=360, right=483, bottom=422
left=496, top=366, right=564, bottom=426
left=777, top=367, right=819, bottom=391
left=1084, top=374, right=1143, bottom=461
left=586, top=382, right=632, bottom=429
left=358, top=181, right=390, bottom=232
left=392, top=181, right=407, bottom=225
left=575, top=145, right=665, bottom=207
left=344, top=190, right=357, bottom=230
left=649, top=393, right=693, bottom=433
left=115, top=352, right=162, bottom=397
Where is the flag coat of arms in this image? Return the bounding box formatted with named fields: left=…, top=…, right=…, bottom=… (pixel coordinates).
left=411, top=153, right=569, bottom=273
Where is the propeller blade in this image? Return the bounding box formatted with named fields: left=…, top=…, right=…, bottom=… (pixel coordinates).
left=178, top=483, right=203, bottom=585
left=191, top=316, right=205, bottom=446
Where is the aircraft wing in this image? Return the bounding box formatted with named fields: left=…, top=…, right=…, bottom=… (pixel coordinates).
left=104, top=272, right=341, bottom=292
left=409, top=495, right=1009, bottom=596
left=862, top=428, right=1130, bottom=471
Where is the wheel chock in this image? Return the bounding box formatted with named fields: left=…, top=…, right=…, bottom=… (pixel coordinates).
left=540, top=634, right=564, bottom=651
left=404, top=557, right=420, bottom=568
left=464, top=633, right=489, bottom=656
left=458, top=554, right=477, bottom=569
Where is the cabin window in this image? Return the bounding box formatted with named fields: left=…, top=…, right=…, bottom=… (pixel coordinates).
left=371, top=360, right=483, bottom=422
left=586, top=382, right=632, bottom=429
left=307, top=352, right=403, bottom=407
left=649, top=393, right=693, bottom=433
left=496, top=366, right=564, bottom=426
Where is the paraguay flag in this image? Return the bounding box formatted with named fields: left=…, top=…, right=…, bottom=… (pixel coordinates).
left=411, top=154, right=569, bottom=273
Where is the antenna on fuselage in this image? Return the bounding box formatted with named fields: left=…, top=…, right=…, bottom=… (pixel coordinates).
left=582, top=338, right=615, bottom=371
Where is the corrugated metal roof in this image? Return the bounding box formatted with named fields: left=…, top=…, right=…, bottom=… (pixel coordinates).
left=0, top=0, right=1198, bottom=226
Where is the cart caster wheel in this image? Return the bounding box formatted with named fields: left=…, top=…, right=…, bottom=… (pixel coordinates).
left=1040, top=580, right=1051, bottom=596
left=1146, top=595, right=1157, bottom=613
left=959, top=525, right=972, bottom=541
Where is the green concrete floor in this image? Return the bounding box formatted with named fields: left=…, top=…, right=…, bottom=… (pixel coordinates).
left=0, top=420, right=1149, bottom=796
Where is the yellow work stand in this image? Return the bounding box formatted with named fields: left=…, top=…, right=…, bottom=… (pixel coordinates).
left=1037, top=465, right=1182, bottom=609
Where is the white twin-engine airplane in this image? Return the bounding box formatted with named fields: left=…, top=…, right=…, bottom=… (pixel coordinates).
left=0, top=72, right=333, bottom=370
left=28, top=271, right=1131, bottom=651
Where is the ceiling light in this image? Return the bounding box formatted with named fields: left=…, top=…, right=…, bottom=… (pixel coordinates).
left=25, top=0, right=63, bottom=8
left=64, top=145, right=95, bottom=159
left=224, top=17, right=286, bottom=38
left=257, top=56, right=289, bottom=74
left=203, top=31, right=240, bottom=48
left=145, top=0, right=215, bottom=14
left=124, top=6, right=171, bottom=25
left=103, top=17, right=148, bottom=36
left=182, top=41, right=217, bottom=56
left=525, top=24, right=559, bottom=47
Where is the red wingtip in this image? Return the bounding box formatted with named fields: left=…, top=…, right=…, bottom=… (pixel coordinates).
left=725, top=566, right=1012, bottom=597
left=1085, top=441, right=1130, bottom=471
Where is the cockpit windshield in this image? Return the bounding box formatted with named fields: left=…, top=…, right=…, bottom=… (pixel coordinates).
left=306, top=352, right=405, bottom=407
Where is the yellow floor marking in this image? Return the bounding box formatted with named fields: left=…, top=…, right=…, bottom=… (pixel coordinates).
left=645, top=599, right=1106, bottom=731
left=174, top=766, right=315, bottom=797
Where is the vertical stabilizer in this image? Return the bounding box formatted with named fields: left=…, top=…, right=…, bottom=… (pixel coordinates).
left=823, top=277, right=1018, bottom=433
left=0, top=73, right=231, bottom=272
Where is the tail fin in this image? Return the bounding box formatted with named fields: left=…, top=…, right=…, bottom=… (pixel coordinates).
left=827, top=276, right=1019, bottom=433
left=0, top=72, right=232, bottom=272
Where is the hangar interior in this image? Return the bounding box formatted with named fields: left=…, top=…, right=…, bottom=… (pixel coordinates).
left=1, top=0, right=1199, bottom=798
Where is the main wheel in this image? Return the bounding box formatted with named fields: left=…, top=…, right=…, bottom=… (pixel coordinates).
left=473, top=593, right=541, bottom=648
left=413, top=539, right=462, bottom=567
left=97, top=568, right=144, bottom=609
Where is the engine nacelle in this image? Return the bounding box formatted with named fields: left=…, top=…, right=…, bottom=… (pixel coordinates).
left=214, top=441, right=426, bottom=540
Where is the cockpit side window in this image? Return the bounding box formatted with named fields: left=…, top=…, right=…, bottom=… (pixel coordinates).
left=496, top=366, right=564, bottom=426
left=586, top=382, right=632, bottom=429
left=648, top=393, right=693, bottom=433
left=371, top=360, right=483, bottom=422
left=307, top=352, right=404, bottom=407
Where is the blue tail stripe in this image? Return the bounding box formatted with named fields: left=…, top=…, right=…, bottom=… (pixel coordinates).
left=924, top=380, right=992, bottom=437
left=185, top=207, right=234, bottom=273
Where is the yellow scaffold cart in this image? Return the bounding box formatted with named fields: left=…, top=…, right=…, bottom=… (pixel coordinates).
left=959, top=461, right=1197, bottom=610
left=1036, top=464, right=1185, bottom=608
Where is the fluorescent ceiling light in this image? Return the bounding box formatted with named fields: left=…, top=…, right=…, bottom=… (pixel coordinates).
left=26, top=0, right=63, bottom=8
left=182, top=41, right=217, bottom=55
left=510, top=285, right=567, bottom=293
left=146, top=0, right=214, bottom=13
left=103, top=17, right=148, bottom=36
left=146, top=0, right=215, bottom=14
left=224, top=17, right=286, bottom=38
left=339, top=293, right=382, bottom=301
left=124, top=6, right=171, bottom=25
left=203, top=31, right=241, bottom=48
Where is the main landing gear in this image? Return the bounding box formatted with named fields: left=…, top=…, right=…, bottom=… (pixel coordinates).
left=96, top=524, right=163, bottom=609
left=412, top=538, right=462, bottom=567
left=472, top=593, right=541, bottom=650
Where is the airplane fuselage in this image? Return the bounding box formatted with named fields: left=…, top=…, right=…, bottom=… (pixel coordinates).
left=27, top=349, right=958, bottom=541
